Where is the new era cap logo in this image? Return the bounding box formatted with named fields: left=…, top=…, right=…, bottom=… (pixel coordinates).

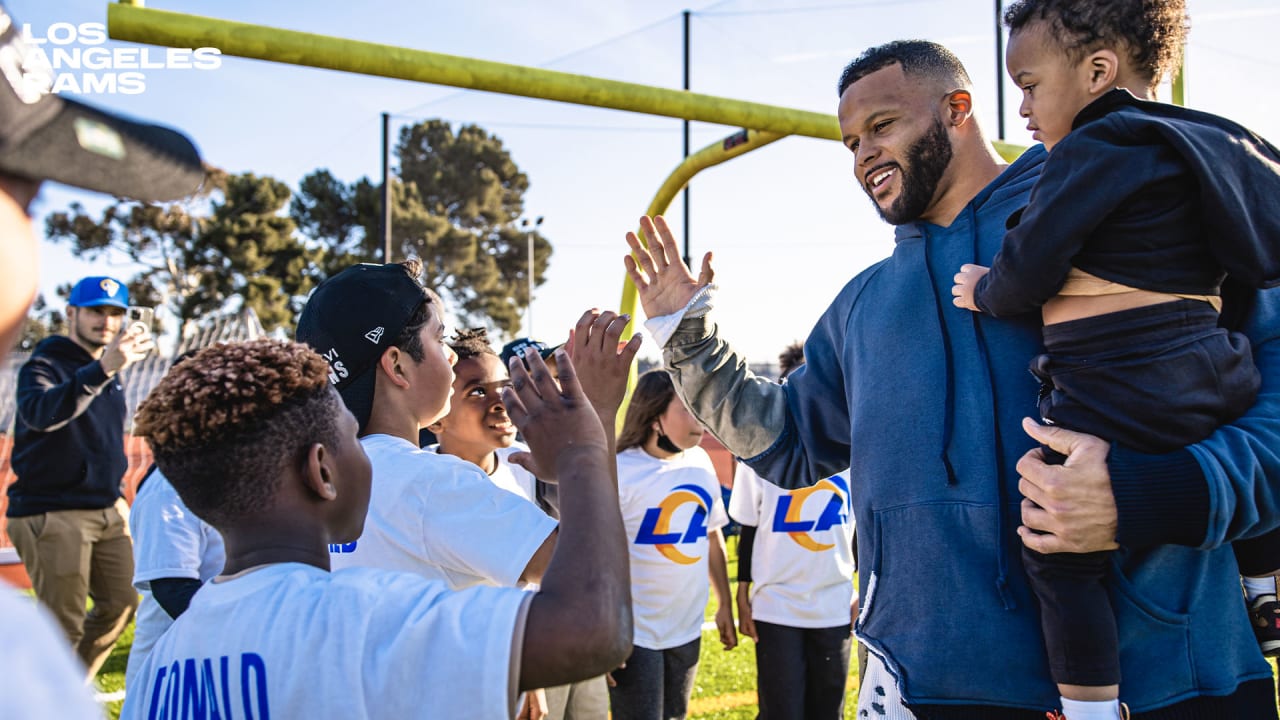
left=365, top=327, right=385, bottom=344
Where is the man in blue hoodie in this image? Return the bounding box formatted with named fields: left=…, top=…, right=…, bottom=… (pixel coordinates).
left=6, top=276, right=156, bottom=678
left=624, top=39, right=1280, bottom=719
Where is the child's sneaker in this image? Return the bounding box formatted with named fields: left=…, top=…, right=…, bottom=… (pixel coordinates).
left=1249, top=593, right=1280, bottom=656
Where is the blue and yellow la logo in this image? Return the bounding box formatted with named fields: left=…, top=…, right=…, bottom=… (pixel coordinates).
left=635, top=483, right=713, bottom=565
left=99, top=278, right=120, bottom=296
left=771, top=475, right=850, bottom=551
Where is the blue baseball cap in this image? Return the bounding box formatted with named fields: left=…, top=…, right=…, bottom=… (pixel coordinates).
left=68, top=276, right=129, bottom=309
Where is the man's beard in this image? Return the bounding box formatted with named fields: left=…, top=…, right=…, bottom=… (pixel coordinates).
left=867, top=117, right=954, bottom=225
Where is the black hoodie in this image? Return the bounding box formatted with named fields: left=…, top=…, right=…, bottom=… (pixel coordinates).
left=7, top=335, right=127, bottom=516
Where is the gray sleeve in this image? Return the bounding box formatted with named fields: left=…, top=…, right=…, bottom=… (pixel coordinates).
left=662, top=315, right=788, bottom=460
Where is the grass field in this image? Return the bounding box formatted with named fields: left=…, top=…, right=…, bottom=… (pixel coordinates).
left=89, top=534, right=864, bottom=719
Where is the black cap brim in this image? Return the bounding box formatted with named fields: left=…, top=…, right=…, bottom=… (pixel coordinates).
left=0, top=95, right=205, bottom=203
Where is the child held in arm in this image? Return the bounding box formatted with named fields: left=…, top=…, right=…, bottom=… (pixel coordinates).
left=951, top=1, right=1280, bottom=718
left=120, top=339, right=632, bottom=719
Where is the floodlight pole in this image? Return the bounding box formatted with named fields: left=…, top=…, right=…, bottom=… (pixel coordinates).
left=682, top=9, right=692, bottom=269
left=381, top=111, right=392, bottom=261
left=524, top=216, right=543, bottom=338
left=995, top=0, right=1005, bottom=140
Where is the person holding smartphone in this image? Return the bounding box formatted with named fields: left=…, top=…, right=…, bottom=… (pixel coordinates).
left=7, top=275, right=156, bottom=678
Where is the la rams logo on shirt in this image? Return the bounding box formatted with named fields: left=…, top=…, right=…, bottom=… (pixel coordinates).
left=771, top=474, right=850, bottom=552
left=635, top=483, right=713, bottom=565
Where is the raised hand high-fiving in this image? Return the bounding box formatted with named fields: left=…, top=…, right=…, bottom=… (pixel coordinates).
left=623, top=215, right=715, bottom=319
left=501, top=346, right=609, bottom=483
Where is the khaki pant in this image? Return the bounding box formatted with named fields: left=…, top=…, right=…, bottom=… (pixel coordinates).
left=543, top=675, right=609, bottom=719
left=8, top=498, right=139, bottom=678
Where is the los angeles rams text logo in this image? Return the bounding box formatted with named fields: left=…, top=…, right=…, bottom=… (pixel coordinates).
left=635, top=483, right=713, bottom=565
left=771, top=475, right=850, bottom=551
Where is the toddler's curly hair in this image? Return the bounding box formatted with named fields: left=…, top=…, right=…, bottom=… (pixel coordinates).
left=134, top=339, right=343, bottom=526
left=1005, top=0, right=1189, bottom=86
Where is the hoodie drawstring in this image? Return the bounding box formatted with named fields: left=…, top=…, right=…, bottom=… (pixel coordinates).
left=923, top=209, right=1017, bottom=611
left=922, top=228, right=960, bottom=487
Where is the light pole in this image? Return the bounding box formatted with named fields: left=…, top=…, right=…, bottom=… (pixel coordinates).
left=522, top=216, right=543, bottom=338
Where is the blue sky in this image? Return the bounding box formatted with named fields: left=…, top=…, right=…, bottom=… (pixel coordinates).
left=12, top=0, right=1280, bottom=362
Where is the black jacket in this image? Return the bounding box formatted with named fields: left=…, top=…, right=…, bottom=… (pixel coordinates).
left=976, top=89, right=1280, bottom=316
left=7, top=336, right=127, bottom=516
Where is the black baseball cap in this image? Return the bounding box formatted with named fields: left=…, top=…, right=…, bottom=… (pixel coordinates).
left=295, top=263, right=431, bottom=432
left=499, top=337, right=558, bottom=367
left=0, top=4, right=205, bottom=201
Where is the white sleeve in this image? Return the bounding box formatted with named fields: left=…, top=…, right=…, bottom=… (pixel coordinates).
left=131, top=472, right=212, bottom=588
left=728, top=462, right=762, bottom=527
left=421, top=465, right=558, bottom=587
left=358, top=574, right=532, bottom=719
left=641, top=285, right=717, bottom=348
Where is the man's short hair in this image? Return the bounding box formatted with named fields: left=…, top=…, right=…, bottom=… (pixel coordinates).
left=837, top=40, right=973, bottom=98
left=1004, top=0, right=1189, bottom=85
left=134, top=339, right=343, bottom=527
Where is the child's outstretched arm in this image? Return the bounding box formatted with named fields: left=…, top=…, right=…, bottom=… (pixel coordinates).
left=952, top=263, right=990, bottom=312
left=503, top=348, right=632, bottom=691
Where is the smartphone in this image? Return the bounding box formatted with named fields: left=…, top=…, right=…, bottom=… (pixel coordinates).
left=127, top=305, right=154, bottom=331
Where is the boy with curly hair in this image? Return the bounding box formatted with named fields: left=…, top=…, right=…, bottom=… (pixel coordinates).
left=952, top=1, right=1280, bottom=717
left=121, top=338, right=632, bottom=719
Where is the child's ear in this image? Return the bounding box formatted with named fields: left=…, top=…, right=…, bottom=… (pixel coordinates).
left=427, top=420, right=445, bottom=434
left=303, top=443, right=338, bottom=501
left=378, top=347, right=412, bottom=390
left=943, top=89, right=974, bottom=127
left=1086, top=49, right=1119, bottom=94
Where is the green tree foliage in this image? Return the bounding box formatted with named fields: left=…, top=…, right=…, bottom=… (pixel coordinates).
left=45, top=171, right=322, bottom=337
left=292, top=119, right=551, bottom=337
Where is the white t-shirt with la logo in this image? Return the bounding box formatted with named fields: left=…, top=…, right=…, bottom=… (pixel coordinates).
left=616, top=446, right=728, bottom=650
left=729, top=464, right=856, bottom=628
